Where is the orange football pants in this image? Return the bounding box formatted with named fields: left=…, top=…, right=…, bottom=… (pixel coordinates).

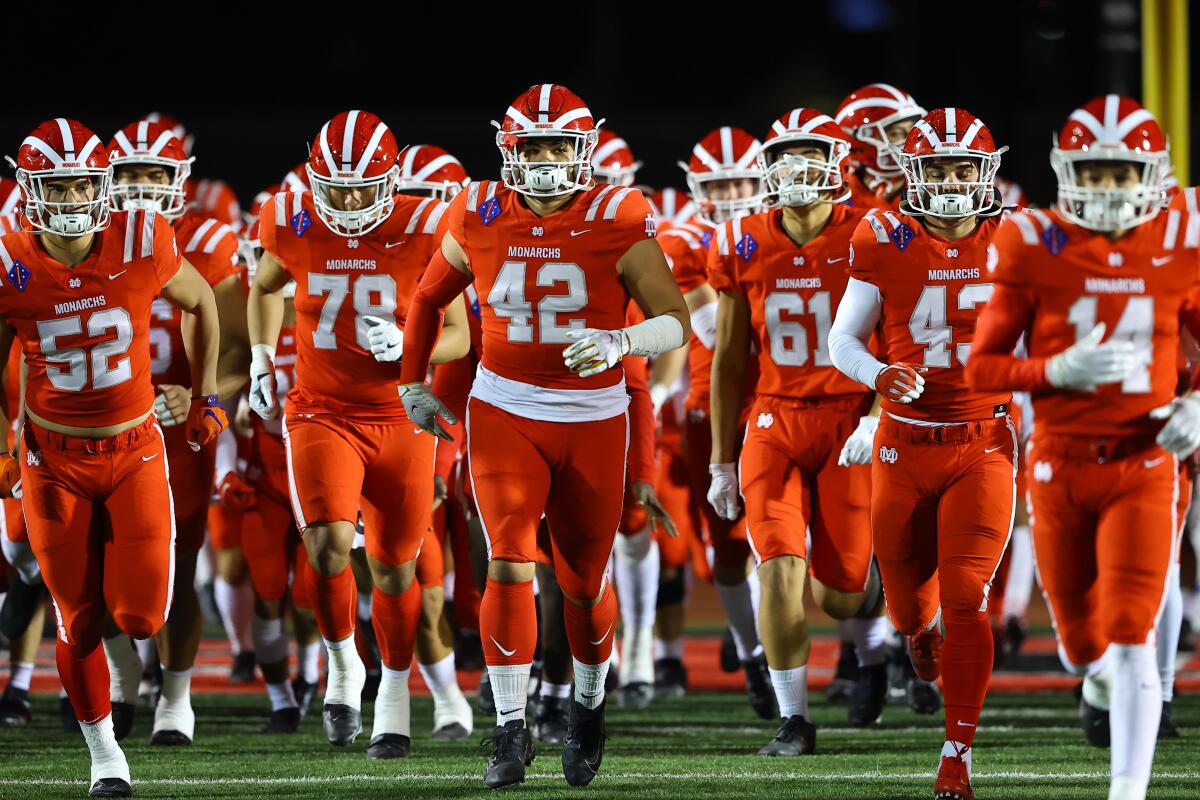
left=283, top=413, right=435, bottom=567
left=241, top=433, right=306, bottom=604
left=654, top=405, right=708, bottom=579
left=163, top=424, right=217, bottom=551
left=22, top=417, right=175, bottom=646
left=1028, top=433, right=1181, bottom=668
left=684, top=407, right=751, bottom=570
left=871, top=415, right=1016, bottom=634
left=740, top=394, right=873, bottom=593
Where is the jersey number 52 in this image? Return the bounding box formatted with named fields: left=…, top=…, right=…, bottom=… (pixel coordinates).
left=38, top=309, right=134, bottom=392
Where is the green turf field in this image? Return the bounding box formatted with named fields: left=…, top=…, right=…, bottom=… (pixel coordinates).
left=0, top=692, right=1196, bottom=799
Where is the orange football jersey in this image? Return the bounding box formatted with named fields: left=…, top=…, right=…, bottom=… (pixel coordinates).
left=659, top=217, right=715, bottom=410
left=979, top=207, right=1200, bottom=437
left=444, top=180, right=656, bottom=391
left=709, top=205, right=871, bottom=401
left=149, top=213, right=240, bottom=388
left=849, top=210, right=1010, bottom=421
left=259, top=191, right=446, bottom=421
left=0, top=209, right=181, bottom=427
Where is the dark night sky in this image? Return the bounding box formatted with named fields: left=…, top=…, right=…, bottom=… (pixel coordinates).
left=5, top=1, right=1191, bottom=209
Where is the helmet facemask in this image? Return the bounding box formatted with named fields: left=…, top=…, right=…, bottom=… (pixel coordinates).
left=497, top=129, right=598, bottom=198
left=307, top=164, right=399, bottom=237
left=15, top=167, right=112, bottom=237
left=1051, top=149, right=1168, bottom=232
left=900, top=151, right=1003, bottom=219
left=110, top=158, right=192, bottom=220
left=761, top=138, right=850, bottom=208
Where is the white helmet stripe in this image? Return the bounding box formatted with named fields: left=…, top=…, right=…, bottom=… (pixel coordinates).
left=836, top=97, right=905, bottom=121
left=55, top=118, right=75, bottom=156
left=401, top=145, right=421, bottom=176
left=413, top=153, right=459, bottom=181
left=915, top=120, right=942, bottom=150
left=113, top=130, right=137, bottom=158
left=1103, top=94, right=1120, bottom=133
left=148, top=130, right=177, bottom=157
left=787, top=108, right=802, bottom=129
left=734, top=139, right=760, bottom=168
left=22, top=136, right=65, bottom=167
left=874, top=83, right=907, bottom=102
left=944, top=108, right=957, bottom=140
left=798, top=114, right=836, bottom=134
left=538, top=84, right=553, bottom=113
left=592, top=137, right=628, bottom=163
left=75, top=135, right=101, bottom=164
left=959, top=118, right=984, bottom=148
left=354, top=121, right=389, bottom=176
left=137, top=120, right=150, bottom=148
left=691, top=143, right=722, bottom=171
left=342, top=111, right=360, bottom=170
left=771, top=120, right=789, bottom=137
left=719, top=127, right=734, bottom=164
left=318, top=122, right=338, bottom=176
left=1114, top=108, right=1156, bottom=140
left=505, top=106, right=538, bottom=130
left=554, top=107, right=592, bottom=128
left=1068, top=108, right=1107, bottom=141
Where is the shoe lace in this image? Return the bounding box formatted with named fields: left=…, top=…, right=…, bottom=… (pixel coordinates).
left=481, top=727, right=520, bottom=760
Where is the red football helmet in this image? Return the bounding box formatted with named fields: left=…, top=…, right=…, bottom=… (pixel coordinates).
left=898, top=108, right=1006, bottom=219
left=307, top=110, right=401, bottom=237
left=10, top=118, right=111, bottom=236
left=0, top=177, right=21, bottom=218
left=142, top=111, right=194, bottom=156
left=108, top=120, right=193, bottom=220
left=281, top=163, right=311, bottom=194
left=836, top=84, right=926, bottom=191
left=1050, top=94, right=1170, bottom=231
left=396, top=144, right=469, bottom=201
left=647, top=187, right=695, bottom=228
left=759, top=108, right=852, bottom=207
left=495, top=84, right=600, bottom=197
left=681, top=127, right=764, bottom=225
left=592, top=129, right=642, bottom=187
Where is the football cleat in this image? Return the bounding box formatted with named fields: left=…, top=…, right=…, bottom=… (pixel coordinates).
left=653, top=657, right=687, bottom=699
left=848, top=663, right=888, bottom=727
left=617, top=682, right=654, bottom=710
left=1003, top=616, right=1027, bottom=662
left=88, top=778, right=133, bottom=798
left=323, top=703, right=363, bottom=746
left=367, top=733, right=411, bottom=759
left=1079, top=697, right=1111, bottom=748
left=719, top=628, right=739, bottom=673
left=431, top=689, right=474, bottom=741
left=1159, top=701, right=1179, bottom=739
left=562, top=699, right=607, bottom=787
left=742, top=654, right=780, bottom=720
left=150, top=698, right=194, bottom=746
left=934, top=752, right=974, bottom=799
left=908, top=627, right=943, bottom=682
left=533, top=695, right=570, bottom=744
left=483, top=719, right=535, bottom=789
left=230, top=651, right=257, bottom=684
left=0, top=686, right=32, bottom=727
left=907, top=677, right=943, bottom=715
left=757, top=715, right=816, bottom=756
left=826, top=640, right=859, bottom=705
left=259, top=707, right=301, bottom=734
left=148, top=729, right=191, bottom=746
left=476, top=670, right=496, bottom=715
left=292, top=677, right=318, bottom=719
left=110, top=702, right=135, bottom=741
left=432, top=722, right=471, bottom=742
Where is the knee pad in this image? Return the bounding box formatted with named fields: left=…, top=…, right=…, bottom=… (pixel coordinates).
left=614, top=529, right=653, bottom=562
left=251, top=614, right=289, bottom=664
left=711, top=536, right=750, bottom=571
left=656, top=569, right=686, bottom=609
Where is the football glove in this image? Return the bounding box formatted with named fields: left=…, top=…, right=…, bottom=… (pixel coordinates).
left=875, top=363, right=925, bottom=403
left=838, top=415, right=879, bottom=467
left=1151, top=393, right=1200, bottom=458
left=363, top=315, right=404, bottom=363
left=1045, top=323, right=1137, bottom=391
left=563, top=328, right=626, bottom=378
left=217, top=472, right=257, bottom=512
left=186, top=395, right=229, bottom=452
left=248, top=344, right=278, bottom=420
left=0, top=453, right=21, bottom=499
left=707, top=462, right=740, bottom=521
left=398, top=383, right=456, bottom=442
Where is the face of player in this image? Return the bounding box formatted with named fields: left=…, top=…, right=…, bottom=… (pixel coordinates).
left=114, top=164, right=171, bottom=187
left=518, top=137, right=576, bottom=165
left=43, top=177, right=98, bottom=213
left=1076, top=161, right=1141, bottom=191
left=921, top=158, right=980, bottom=194
left=704, top=177, right=759, bottom=202
left=885, top=119, right=916, bottom=148
left=327, top=183, right=378, bottom=212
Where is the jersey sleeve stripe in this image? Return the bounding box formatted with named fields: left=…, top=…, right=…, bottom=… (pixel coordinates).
left=1009, top=212, right=1039, bottom=245
left=123, top=212, right=138, bottom=263
left=1185, top=213, right=1200, bottom=249
left=602, top=187, right=637, bottom=221
left=485, top=182, right=498, bottom=201
left=715, top=225, right=730, bottom=256
left=404, top=197, right=436, bottom=234
left=290, top=192, right=304, bottom=219
left=202, top=224, right=235, bottom=254
left=1162, top=209, right=1181, bottom=250
left=731, top=218, right=744, bottom=247
left=140, top=211, right=155, bottom=259
left=422, top=201, right=448, bottom=235
left=865, top=214, right=888, bottom=243
left=274, top=193, right=288, bottom=227
left=0, top=240, right=13, bottom=270
left=465, top=181, right=481, bottom=212
left=185, top=219, right=219, bottom=252
left=881, top=211, right=902, bottom=230
left=584, top=186, right=617, bottom=222
left=1184, top=187, right=1199, bottom=215
left=1027, top=209, right=1052, bottom=230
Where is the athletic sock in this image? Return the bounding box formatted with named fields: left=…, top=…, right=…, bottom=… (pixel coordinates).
left=266, top=680, right=298, bottom=712
left=322, top=633, right=366, bottom=710
left=304, top=564, right=356, bottom=643
left=134, top=637, right=158, bottom=672
left=491, top=664, right=531, bottom=725
left=562, top=583, right=618, bottom=665
left=847, top=615, right=890, bottom=668
left=614, top=531, right=659, bottom=685
left=298, top=641, right=323, bottom=685
left=251, top=614, right=289, bottom=668
left=573, top=656, right=609, bottom=710
left=715, top=579, right=761, bottom=661
left=941, top=606, right=992, bottom=747
left=102, top=634, right=141, bottom=704
left=539, top=681, right=571, bottom=700
left=9, top=661, right=33, bottom=693
left=767, top=666, right=809, bottom=719
left=1109, top=643, right=1160, bottom=799
left=371, top=665, right=411, bottom=738
left=653, top=637, right=685, bottom=661
left=371, top=583, right=421, bottom=671
left=214, top=577, right=252, bottom=656
left=80, top=713, right=130, bottom=787
left=56, top=639, right=110, bottom=723
left=1156, top=564, right=1182, bottom=702
left=418, top=652, right=459, bottom=702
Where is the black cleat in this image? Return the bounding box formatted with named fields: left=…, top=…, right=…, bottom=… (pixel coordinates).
left=483, top=719, right=535, bottom=789
left=757, top=715, right=816, bottom=756
left=0, top=686, right=32, bottom=726
left=60, top=696, right=81, bottom=734
left=742, top=654, right=779, bottom=720
left=259, top=706, right=301, bottom=734
left=533, top=695, right=570, bottom=744
left=1159, top=701, right=1179, bottom=739
left=653, top=657, right=687, bottom=699
left=110, top=702, right=135, bottom=741
left=906, top=677, right=942, bottom=715
left=1079, top=697, right=1111, bottom=748
left=367, top=733, right=411, bottom=759
left=848, top=663, right=888, bottom=727
left=88, top=778, right=132, bottom=798
left=323, top=703, right=362, bottom=746
left=719, top=628, right=739, bottom=673
left=149, top=729, right=192, bottom=746
left=617, top=682, right=653, bottom=710
left=826, top=640, right=859, bottom=705
left=292, top=678, right=318, bottom=719
left=431, top=722, right=470, bottom=742
left=230, top=651, right=257, bottom=684
left=562, top=699, right=607, bottom=787
left=476, top=671, right=496, bottom=715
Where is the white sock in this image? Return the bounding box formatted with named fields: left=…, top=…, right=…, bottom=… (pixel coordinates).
left=80, top=714, right=130, bottom=787
left=9, top=662, right=33, bottom=693
left=356, top=590, right=372, bottom=622
left=619, top=625, right=655, bottom=685
left=418, top=652, right=458, bottom=701
left=614, top=530, right=659, bottom=686
left=1110, top=643, right=1161, bottom=793
left=848, top=615, right=890, bottom=667
left=715, top=579, right=760, bottom=661
left=154, top=669, right=195, bottom=739
left=747, top=566, right=762, bottom=621
left=102, top=634, right=142, bottom=704
left=266, top=680, right=298, bottom=712
left=134, top=637, right=158, bottom=671
left=941, top=740, right=972, bottom=776
left=573, top=657, right=609, bottom=710
left=371, top=665, right=411, bottom=739
left=1109, top=776, right=1149, bottom=800
left=298, top=641, right=323, bottom=684
left=539, top=681, right=571, bottom=700
left=419, top=654, right=472, bottom=733
left=251, top=614, right=289, bottom=667
left=653, top=637, right=685, bottom=661
left=1082, top=658, right=1113, bottom=710
left=160, top=669, right=191, bottom=706
left=490, top=663, right=531, bottom=725
left=214, top=577, right=251, bottom=655
left=768, top=666, right=809, bottom=719
left=1156, top=564, right=1182, bottom=702
left=1002, top=524, right=1035, bottom=620
left=322, top=634, right=366, bottom=710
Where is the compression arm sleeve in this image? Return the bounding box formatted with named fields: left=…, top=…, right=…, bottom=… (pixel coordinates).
left=828, top=277, right=887, bottom=389
left=398, top=249, right=474, bottom=385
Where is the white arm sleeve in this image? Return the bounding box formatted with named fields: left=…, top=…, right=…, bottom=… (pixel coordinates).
left=828, top=277, right=888, bottom=389
left=689, top=301, right=718, bottom=350
left=622, top=314, right=686, bottom=358
left=214, top=426, right=238, bottom=485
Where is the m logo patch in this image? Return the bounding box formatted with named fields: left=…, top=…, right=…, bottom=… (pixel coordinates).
left=644, top=213, right=657, bottom=238
left=25, top=450, right=41, bottom=467
left=756, top=413, right=774, bottom=429
left=878, top=446, right=899, bottom=464
left=1033, top=461, right=1053, bottom=483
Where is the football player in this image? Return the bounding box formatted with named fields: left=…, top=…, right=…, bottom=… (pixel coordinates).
left=248, top=110, right=470, bottom=759
left=0, top=118, right=226, bottom=798
left=829, top=108, right=1013, bottom=800
left=967, top=96, right=1200, bottom=800
left=835, top=84, right=926, bottom=210
left=397, top=84, right=689, bottom=789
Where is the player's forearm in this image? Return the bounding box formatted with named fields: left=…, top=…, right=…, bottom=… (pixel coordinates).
left=965, top=285, right=1049, bottom=392
left=214, top=282, right=250, bottom=398
left=429, top=299, right=470, bottom=365
left=710, top=361, right=746, bottom=464
left=182, top=300, right=221, bottom=398
left=624, top=358, right=657, bottom=485
left=829, top=278, right=887, bottom=389
left=247, top=284, right=284, bottom=352
left=400, top=251, right=475, bottom=384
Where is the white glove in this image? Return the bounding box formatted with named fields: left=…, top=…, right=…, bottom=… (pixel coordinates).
left=154, top=393, right=179, bottom=428
left=1151, top=394, right=1200, bottom=457
left=248, top=344, right=278, bottom=420
left=707, top=462, right=741, bottom=521
left=838, top=415, right=879, bottom=466
left=563, top=328, right=627, bottom=378
left=398, top=383, right=456, bottom=441
left=363, top=315, right=403, bottom=363
left=650, top=383, right=671, bottom=417
left=1046, top=323, right=1137, bottom=391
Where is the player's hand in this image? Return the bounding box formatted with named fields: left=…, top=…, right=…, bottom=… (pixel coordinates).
left=398, top=382, right=456, bottom=442
left=154, top=384, right=190, bottom=427
left=432, top=474, right=448, bottom=512
left=0, top=453, right=21, bottom=500
left=838, top=415, right=879, bottom=467
left=248, top=344, right=278, bottom=420
left=563, top=328, right=627, bottom=378
left=632, top=480, right=678, bottom=538
left=217, top=472, right=257, bottom=512
left=875, top=362, right=925, bottom=403
left=1151, top=393, right=1200, bottom=457
left=1045, top=323, right=1137, bottom=391
left=186, top=395, right=229, bottom=452
left=707, top=462, right=741, bottom=521
left=650, top=383, right=671, bottom=418
left=363, top=315, right=404, bottom=363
